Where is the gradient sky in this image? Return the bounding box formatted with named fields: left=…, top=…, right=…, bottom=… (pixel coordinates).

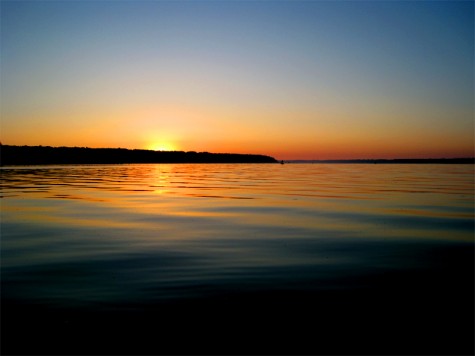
left=1, top=0, right=473, bottom=159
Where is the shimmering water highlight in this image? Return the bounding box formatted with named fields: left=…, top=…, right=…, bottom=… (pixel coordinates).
left=1, top=164, right=473, bottom=354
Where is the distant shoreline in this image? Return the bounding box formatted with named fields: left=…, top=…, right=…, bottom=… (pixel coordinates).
left=1, top=145, right=473, bottom=165
left=287, top=158, right=474, bottom=164
left=0, top=145, right=278, bottom=165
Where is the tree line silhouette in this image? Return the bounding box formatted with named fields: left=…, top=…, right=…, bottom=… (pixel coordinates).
left=0, top=145, right=278, bottom=165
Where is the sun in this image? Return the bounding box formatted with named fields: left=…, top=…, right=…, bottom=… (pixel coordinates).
left=148, top=142, right=177, bottom=152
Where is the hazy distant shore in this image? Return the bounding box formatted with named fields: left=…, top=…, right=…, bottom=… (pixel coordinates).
left=0, top=145, right=278, bottom=165
left=287, top=158, right=474, bottom=164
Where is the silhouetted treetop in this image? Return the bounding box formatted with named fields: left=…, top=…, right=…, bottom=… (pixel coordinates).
left=0, top=145, right=278, bottom=165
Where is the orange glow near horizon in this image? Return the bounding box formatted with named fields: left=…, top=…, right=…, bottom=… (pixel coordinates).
left=148, top=142, right=178, bottom=152
left=2, top=119, right=473, bottom=161
left=1, top=1, right=473, bottom=161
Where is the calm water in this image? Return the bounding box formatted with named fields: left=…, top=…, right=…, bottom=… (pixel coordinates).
left=1, top=164, right=474, bottom=354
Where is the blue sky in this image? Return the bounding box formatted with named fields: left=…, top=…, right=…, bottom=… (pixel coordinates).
left=1, top=0, right=473, bottom=159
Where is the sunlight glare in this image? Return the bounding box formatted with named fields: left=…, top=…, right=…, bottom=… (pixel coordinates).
left=148, top=142, right=177, bottom=152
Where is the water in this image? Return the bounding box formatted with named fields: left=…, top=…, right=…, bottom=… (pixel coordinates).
left=1, top=164, right=474, bottom=354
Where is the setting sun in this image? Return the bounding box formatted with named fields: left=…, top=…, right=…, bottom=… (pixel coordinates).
left=148, top=142, right=177, bottom=152
left=1, top=1, right=473, bottom=355
left=1, top=0, right=473, bottom=160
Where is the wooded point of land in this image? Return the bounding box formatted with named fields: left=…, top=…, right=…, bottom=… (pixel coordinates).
left=0, top=145, right=278, bottom=165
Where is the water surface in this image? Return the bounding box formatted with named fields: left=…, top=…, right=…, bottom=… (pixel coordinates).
left=1, top=164, right=473, bottom=354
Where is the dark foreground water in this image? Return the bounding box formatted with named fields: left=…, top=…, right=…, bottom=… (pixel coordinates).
left=1, top=164, right=474, bottom=355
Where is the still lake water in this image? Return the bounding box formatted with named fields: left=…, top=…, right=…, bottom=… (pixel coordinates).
left=1, top=163, right=474, bottom=354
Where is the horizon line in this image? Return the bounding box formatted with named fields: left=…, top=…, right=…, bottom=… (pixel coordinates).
left=284, top=158, right=474, bottom=163
left=1, top=144, right=473, bottom=162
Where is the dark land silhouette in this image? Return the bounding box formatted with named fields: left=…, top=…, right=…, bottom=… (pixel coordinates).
left=0, top=145, right=278, bottom=165
left=2, top=145, right=473, bottom=166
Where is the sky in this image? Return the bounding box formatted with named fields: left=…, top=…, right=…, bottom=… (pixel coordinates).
left=1, top=0, right=473, bottom=160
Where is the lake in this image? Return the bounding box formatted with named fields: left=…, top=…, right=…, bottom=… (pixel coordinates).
left=1, top=163, right=474, bottom=354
